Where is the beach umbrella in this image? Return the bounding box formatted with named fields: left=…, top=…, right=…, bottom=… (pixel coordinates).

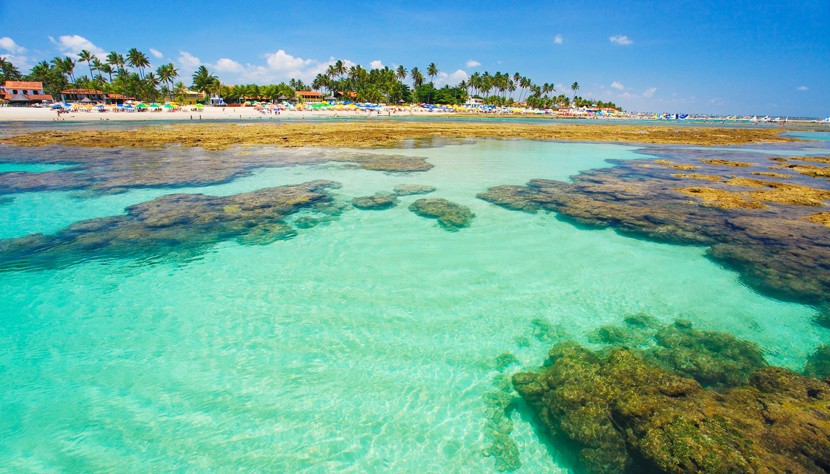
left=195, top=104, right=204, bottom=109
left=136, top=103, right=147, bottom=109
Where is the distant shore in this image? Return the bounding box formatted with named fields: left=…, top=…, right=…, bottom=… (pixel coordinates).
left=1, top=106, right=828, bottom=127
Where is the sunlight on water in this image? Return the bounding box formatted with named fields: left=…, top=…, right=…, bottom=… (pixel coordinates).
left=0, top=139, right=823, bottom=472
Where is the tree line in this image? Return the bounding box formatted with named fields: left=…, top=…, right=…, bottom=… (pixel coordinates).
left=0, top=51, right=619, bottom=109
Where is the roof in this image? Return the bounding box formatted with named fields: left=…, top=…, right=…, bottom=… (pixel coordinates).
left=4, top=81, right=43, bottom=90
left=2, top=92, right=52, bottom=101
left=105, top=93, right=133, bottom=100
left=61, top=88, right=105, bottom=94
left=297, top=90, right=324, bottom=97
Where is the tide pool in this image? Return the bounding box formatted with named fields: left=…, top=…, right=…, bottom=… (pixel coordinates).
left=0, top=139, right=823, bottom=472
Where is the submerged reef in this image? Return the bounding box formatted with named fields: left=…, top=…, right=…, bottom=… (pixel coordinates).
left=392, top=184, right=436, bottom=196
left=478, top=147, right=830, bottom=305
left=351, top=192, right=399, bottom=210
left=408, top=198, right=475, bottom=231
left=805, top=345, right=830, bottom=379
left=0, top=145, right=431, bottom=195
left=0, top=180, right=338, bottom=271
left=513, top=341, right=830, bottom=473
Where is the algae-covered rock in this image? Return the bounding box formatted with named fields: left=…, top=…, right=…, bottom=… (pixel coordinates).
left=514, top=343, right=830, bottom=474
left=352, top=192, right=398, bottom=210
left=804, top=345, right=830, bottom=379
left=0, top=180, right=337, bottom=271
left=495, top=352, right=520, bottom=372
left=392, top=184, right=436, bottom=196
left=813, top=307, right=830, bottom=329
left=645, top=320, right=767, bottom=388
left=408, top=198, right=474, bottom=231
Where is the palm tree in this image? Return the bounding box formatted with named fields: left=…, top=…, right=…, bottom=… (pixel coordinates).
left=192, top=65, right=219, bottom=100
left=410, top=67, right=424, bottom=88
left=173, top=81, right=188, bottom=103
left=157, top=63, right=177, bottom=101
left=427, top=63, right=438, bottom=84
left=78, top=50, right=95, bottom=82
left=570, top=82, right=579, bottom=102
left=395, top=65, right=407, bottom=82
left=0, top=57, right=22, bottom=81
left=127, top=48, right=150, bottom=79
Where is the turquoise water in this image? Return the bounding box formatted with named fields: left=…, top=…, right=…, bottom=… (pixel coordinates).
left=0, top=139, right=824, bottom=472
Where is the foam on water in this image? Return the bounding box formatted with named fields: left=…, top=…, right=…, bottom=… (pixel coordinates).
left=0, top=139, right=824, bottom=472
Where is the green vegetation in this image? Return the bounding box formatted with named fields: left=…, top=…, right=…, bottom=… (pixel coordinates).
left=3, top=52, right=619, bottom=109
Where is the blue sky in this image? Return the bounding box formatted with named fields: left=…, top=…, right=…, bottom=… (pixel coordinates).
left=1, top=0, right=828, bottom=116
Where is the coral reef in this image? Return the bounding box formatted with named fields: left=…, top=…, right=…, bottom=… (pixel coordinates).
left=0, top=122, right=791, bottom=151
left=478, top=147, right=830, bottom=304
left=513, top=343, right=830, bottom=474
left=351, top=192, right=399, bottom=210
left=392, top=184, right=436, bottom=196
left=0, top=180, right=338, bottom=272
left=408, top=198, right=475, bottom=231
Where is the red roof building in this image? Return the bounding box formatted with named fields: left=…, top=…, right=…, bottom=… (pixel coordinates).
left=296, top=90, right=324, bottom=102
left=1, top=81, right=53, bottom=104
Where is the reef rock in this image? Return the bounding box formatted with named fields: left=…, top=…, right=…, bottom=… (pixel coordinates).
left=0, top=180, right=338, bottom=271
left=409, top=198, right=475, bottom=231
left=478, top=147, right=830, bottom=305
left=514, top=343, right=830, bottom=474
left=352, top=192, right=399, bottom=210
left=392, top=184, right=436, bottom=196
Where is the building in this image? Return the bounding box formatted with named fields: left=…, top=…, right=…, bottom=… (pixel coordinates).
left=178, top=89, right=204, bottom=105
left=61, top=88, right=107, bottom=103
left=1, top=81, right=53, bottom=106
left=296, top=90, right=324, bottom=103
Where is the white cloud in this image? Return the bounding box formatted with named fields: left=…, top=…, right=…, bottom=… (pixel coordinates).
left=435, top=69, right=468, bottom=87
left=177, top=51, right=201, bottom=69
left=797, top=85, right=809, bottom=91
left=48, top=34, right=106, bottom=58
left=214, top=58, right=244, bottom=73
left=265, top=49, right=314, bottom=73
left=553, top=34, right=563, bottom=45
left=0, top=36, right=26, bottom=54
left=609, top=35, right=633, bottom=46
left=149, top=48, right=163, bottom=59
left=0, top=37, right=30, bottom=70
left=465, top=59, right=481, bottom=68
left=643, top=87, right=657, bottom=98
left=370, top=60, right=384, bottom=70
left=611, top=81, right=625, bottom=90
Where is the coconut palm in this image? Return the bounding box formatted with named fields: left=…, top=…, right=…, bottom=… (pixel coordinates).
left=127, top=48, right=150, bottom=79
left=427, top=63, right=438, bottom=84
left=0, top=57, right=22, bottom=81
left=192, top=65, right=219, bottom=98
left=410, top=67, right=424, bottom=89
left=395, top=65, right=407, bottom=82
left=570, top=81, right=579, bottom=102
left=78, top=50, right=96, bottom=82
left=157, top=63, right=178, bottom=101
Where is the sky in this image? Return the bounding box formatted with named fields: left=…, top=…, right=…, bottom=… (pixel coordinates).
left=1, top=0, right=828, bottom=117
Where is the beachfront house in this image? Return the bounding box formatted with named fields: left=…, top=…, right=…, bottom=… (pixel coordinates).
left=296, top=90, right=324, bottom=103
left=61, top=88, right=107, bottom=103
left=1, top=81, right=53, bottom=106
left=179, top=89, right=204, bottom=105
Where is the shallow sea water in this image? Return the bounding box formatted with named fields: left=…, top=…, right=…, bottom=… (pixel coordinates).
left=0, top=136, right=826, bottom=472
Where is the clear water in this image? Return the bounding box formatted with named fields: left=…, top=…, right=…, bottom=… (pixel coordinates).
left=0, top=139, right=824, bottom=472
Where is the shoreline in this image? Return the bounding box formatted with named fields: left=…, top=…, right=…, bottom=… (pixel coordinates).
left=1, top=106, right=828, bottom=128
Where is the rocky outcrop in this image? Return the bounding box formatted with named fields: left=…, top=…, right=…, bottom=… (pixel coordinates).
left=409, top=198, right=475, bottom=231
left=513, top=343, right=830, bottom=474
left=0, top=180, right=339, bottom=271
